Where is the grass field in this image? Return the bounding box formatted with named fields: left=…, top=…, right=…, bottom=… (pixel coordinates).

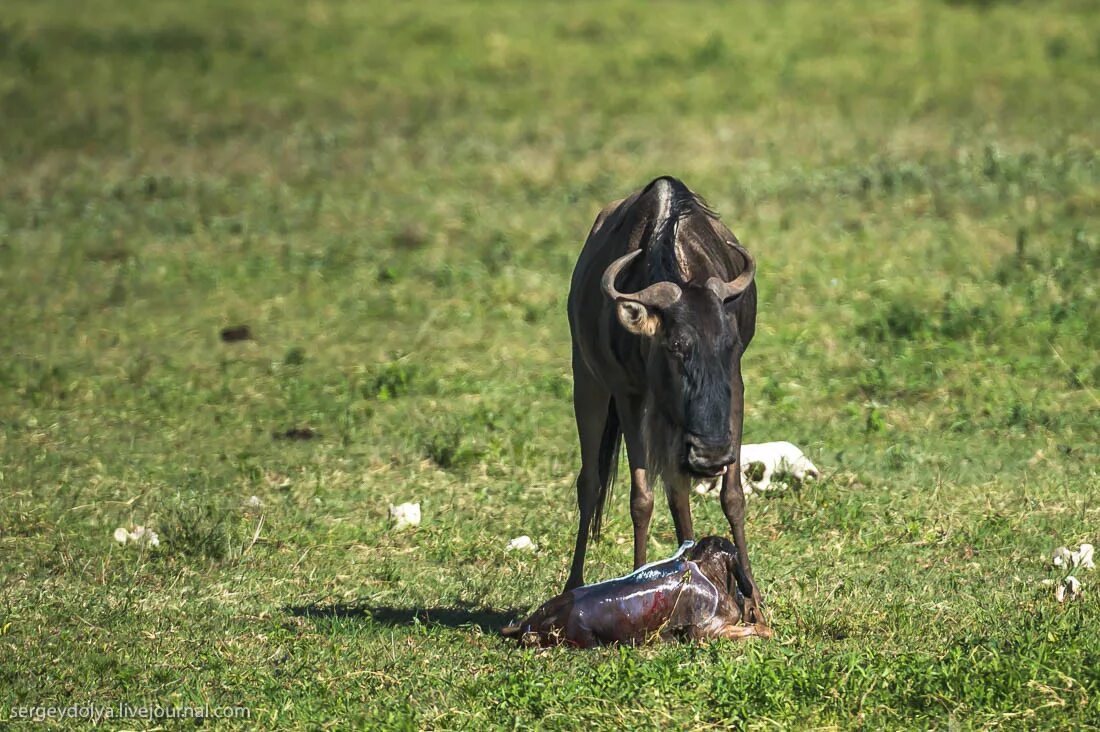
left=2, top=0, right=1099, bottom=728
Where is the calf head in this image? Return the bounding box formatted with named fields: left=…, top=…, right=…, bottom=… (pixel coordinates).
left=689, top=535, right=750, bottom=598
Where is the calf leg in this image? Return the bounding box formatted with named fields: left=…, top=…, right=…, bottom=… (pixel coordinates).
left=709, top=621, right=773, bottom=641
left=692, top=596, right=773, bottom=642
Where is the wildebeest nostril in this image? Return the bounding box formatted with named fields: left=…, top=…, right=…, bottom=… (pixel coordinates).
left=686, top=433, right=732, bottom=454
left=686, top=443, right=734, bottom=477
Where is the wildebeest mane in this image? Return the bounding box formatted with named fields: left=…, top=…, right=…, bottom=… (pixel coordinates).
left=642, top=176, right=719, bottom=286
left=636, top=179, right=735, bottom=493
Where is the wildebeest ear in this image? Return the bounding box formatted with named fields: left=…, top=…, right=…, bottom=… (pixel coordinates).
left=616, top=301, right=659, bottom=337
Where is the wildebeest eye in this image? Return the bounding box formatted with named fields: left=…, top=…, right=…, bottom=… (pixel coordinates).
left=669, top=336, right=691, bottom=358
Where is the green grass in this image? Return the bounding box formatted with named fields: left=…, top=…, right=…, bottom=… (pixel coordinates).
left=2, top=0, right=1099, bottom=728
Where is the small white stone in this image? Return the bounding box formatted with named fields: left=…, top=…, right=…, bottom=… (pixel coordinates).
left=117, top=525, right=159, bottom=548
left=1052, top=546, right=1072, bottom=567
left=129, top=526, right=160, bottom=547
left=245, top=495, right=263, bottom=508
left=506, top=535, right=538, bottom=552
left=1065, top=575, right=1082, bottom=598
left=693, top=478, right=719, bottom=495
left=741, top=442, right=820, bottom=493
left=695, top=442, right=820, bottom=498
left=1073, top=544, right=1094, bottom=570
left=389, top=502, right=421, bottom=530
left=1055, top=583, right=1067, bottom=603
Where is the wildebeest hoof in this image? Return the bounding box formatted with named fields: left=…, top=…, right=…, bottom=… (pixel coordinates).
left=742, top=594, right=767, bottom=626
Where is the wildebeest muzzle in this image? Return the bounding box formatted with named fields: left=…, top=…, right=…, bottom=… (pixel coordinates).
left=685, top=433, right=734, bottom=477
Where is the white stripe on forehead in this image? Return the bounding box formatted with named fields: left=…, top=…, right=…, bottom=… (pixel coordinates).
left=649, top=180, right=693, bottom=283
left=672, top=218, right=692, bottom=282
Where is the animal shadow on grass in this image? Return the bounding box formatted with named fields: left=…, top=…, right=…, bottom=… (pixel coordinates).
left=284, top=600, right=522, bottom=633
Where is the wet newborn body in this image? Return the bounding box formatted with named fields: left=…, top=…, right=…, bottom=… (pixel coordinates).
left=503, top=536, right=772, bottom=648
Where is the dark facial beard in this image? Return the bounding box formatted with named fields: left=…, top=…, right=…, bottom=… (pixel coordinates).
left=642, top=390, right=692, bottom=499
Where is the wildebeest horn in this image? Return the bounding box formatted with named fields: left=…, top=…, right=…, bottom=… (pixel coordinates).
left=706, top=242, right=756, bottom=302
left=601, top=249, right=682, bottom=309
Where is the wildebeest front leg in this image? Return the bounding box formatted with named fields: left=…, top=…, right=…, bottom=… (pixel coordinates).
left=565, top=358, right=611, bottom=591
left=618, top=397, right=653, bottom=569
left=721, top=372, right=763, bottom=621
left=720, top=467, right=763, bottom=622
left=629, top=466, right=653, bottom=569
left=666, top=482, right=695, bottom=546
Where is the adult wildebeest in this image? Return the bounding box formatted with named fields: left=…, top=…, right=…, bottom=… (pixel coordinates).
left=566, top=176, right=762, bottom=621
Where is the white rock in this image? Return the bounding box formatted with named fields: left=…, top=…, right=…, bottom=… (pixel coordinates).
left=389, top=502, right=421, bottom=530
left=1073, top=544, right=1094, bottom=570
left=116, top=525, right=159, bottom=548
left=506, top=535, right=538, bottom=552
left=128, top=526, right=160, bottom=547
left=695, top=441, right=820, bottom=496
left=1055, top=575, right=1083, bottom=603
left=1052, top=544, right=1094, bottom=570
left=742, top=441, right=820, bottom=484
left=693, top=480, right=717, bottom=495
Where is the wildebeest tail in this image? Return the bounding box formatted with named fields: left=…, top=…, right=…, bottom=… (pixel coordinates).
left=591, top=398, right=621, bottom=542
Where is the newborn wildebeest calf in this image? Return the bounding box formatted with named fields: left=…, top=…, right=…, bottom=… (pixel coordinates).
left=502, top=537, right=772, bottom=648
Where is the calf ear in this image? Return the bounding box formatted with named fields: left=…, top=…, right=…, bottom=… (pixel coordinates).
left=616, top=301, right=660, bottom=338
